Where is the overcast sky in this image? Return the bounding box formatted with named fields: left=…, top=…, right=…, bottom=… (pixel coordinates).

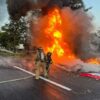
left=0, top=0, right=9, bottom=27
left=0, top=0, right=100, bottom=30
left=84, top=0, right=100, bottom=30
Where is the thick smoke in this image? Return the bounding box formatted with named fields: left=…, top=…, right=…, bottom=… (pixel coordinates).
left=0, top=55, right=100, bottom=73
left=61, top=8, right=93, bottom=59
left=57, top=59, right=100, bottom=72
left=0, top=56, right=18, bottom=67
left=31, top=7, right=93, bottom=61
left=7, top=0, right=84, bottom=20
left=0, top=56, right=35, bottom=71
left=7, top=0, right=50, bottom=19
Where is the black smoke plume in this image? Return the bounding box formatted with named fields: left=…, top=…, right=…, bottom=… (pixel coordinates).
left=7, top=0, right=84, bottom=20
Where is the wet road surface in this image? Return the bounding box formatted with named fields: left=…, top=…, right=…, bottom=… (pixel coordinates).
left=0, top=65, right=100, bottom=100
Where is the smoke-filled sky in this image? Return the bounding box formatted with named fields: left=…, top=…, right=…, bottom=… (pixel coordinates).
left=0, top=0, right=100, bottom=30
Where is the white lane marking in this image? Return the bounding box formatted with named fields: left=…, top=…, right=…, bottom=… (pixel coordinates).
left=0, top=76, right=32, bottom=84
left=13, top=66, right=72, bottom=91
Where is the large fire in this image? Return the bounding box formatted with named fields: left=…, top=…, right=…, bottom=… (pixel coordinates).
left=32, top=7, right=100, bottom=65
left=44, top=8, right=76, bottom=61
left=43, top=8, right=100, bottom=65
left=45, top=8, right=64, bottom=57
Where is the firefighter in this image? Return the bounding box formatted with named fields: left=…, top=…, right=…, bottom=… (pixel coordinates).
left=34, top=47, right=47, bottom=79
left=45, top=52, right=53, bottom=74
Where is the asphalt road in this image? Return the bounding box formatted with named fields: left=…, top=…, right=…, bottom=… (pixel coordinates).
left=0, top=64, right=100, bottom=100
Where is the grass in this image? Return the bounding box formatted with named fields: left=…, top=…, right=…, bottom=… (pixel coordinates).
left=0, top=51, right=25, bottom=57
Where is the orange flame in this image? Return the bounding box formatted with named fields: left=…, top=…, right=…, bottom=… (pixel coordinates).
left=86, top=58, right=100, bottom=65
left=45, top=8, right=64, bottom=57
left=44, top=8, right=76, bottom=62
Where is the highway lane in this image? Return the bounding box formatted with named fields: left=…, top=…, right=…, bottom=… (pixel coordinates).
left=0, top=65, right=100, bottom=100
left=49, top=66, right=100, bottom=100
left=0, top=65, right=71, bottom=100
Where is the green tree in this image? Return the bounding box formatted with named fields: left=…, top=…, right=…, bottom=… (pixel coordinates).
left=0, top=17, right=27, bottom=52
left=0, top=31, right=9, bottom=48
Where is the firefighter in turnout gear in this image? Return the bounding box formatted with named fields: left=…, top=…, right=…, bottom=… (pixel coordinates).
left=45, top=52, right=53, bottom=73
left=34, top=47, right=47, bottom=79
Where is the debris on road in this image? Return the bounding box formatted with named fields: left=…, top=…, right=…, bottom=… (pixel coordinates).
left=80, top=72, right=100, bottom=80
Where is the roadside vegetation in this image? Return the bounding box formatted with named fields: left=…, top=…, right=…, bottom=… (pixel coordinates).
left=0, top=17, right=28, bottom=57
